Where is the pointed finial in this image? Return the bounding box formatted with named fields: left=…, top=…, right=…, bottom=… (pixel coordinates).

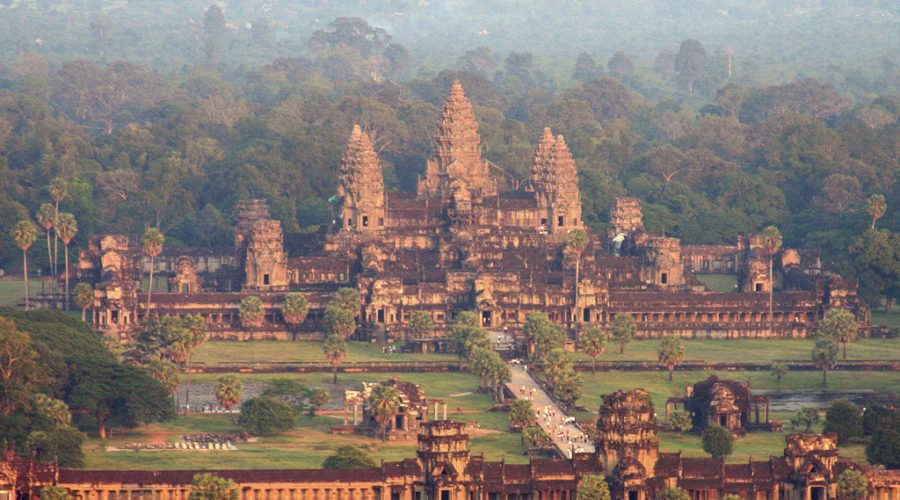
left=351, top=124, right=363, bottom=139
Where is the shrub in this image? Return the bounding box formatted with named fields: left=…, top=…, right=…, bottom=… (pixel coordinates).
left=322, top=445, right=377, bottom=469
left=668, top=409, right=692, bottom=433
left=701, top=425, right=734, bottom=459
left=189, top=473, right=238, bottom=500
left=238, top=397, right=295, bottom=436
left=823, top=399, right=863, bottom=444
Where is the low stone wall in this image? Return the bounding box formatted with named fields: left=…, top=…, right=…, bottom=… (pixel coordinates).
left=187, top=360, right=899, bottom=374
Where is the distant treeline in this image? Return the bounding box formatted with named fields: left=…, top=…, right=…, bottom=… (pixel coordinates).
left=0, top=12, right=897, bottom=307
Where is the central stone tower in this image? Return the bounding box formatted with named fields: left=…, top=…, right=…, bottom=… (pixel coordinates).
left=418, top=81, right=497, bottom=202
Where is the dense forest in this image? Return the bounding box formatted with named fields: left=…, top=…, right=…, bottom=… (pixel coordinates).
left=0, top=2, right=898, bottom=308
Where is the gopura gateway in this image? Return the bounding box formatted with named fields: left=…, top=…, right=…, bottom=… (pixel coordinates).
left=2, top=392, right=899, bottom=500
left=69, top=82, right=866, bottom=344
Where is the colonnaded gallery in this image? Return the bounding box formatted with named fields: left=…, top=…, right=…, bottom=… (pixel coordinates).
left=68, top=81, right=867, bottom=345
left=2, top=391, right=899, bottom=500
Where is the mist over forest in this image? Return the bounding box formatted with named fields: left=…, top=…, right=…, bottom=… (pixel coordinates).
left=0, top=0, right=898, bottom=306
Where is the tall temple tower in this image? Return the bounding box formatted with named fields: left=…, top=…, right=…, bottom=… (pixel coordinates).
left=596, top=389, right=660, bottom=479
left=244, top=220, right=288, bottom=290
left=338, top=125, right=386, bottom=232
left=531, top=128, right=584, bottom=237
left=418, top=81, right=497, bottom=201
left=416, top=421, right=472, bottom=499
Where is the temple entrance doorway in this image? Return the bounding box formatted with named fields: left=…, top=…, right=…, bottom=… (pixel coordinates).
left=481, top=310, right=492, bottom=328
left=810, top=486, right=826, bottom=500
left=720, top=414, right=728, bottom=427
left=628, top=491, right=639, bottom=500
left=378, top=309, right=385, bottom=323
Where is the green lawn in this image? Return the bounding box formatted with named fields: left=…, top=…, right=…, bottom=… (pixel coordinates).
left=195, top=338, right=899, bottom=367
left=192, top=340, right=458, bottom=365
left=573, top=338, right=900, bottom=363
left=696, top=274, right=739, bottom=292
left=0, top=279, right=43, bottom=307
left=81, top=368, right=896, bottom=470
left=871, top=309, right=900, bottom=329
left=574, top=370, right=900, bottom=419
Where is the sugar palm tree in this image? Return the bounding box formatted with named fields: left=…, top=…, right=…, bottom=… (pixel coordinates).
left=866, top=194, right=886, bottom=230
left=281, top=293, right=310, bottom=330
left=36, top=203, right=56, bottom=278
left=74, top=282, right=94, bottom=322
left=11, top=219, right=38, bottom=309
left=142, top=227, right=165, bottom=313
left=323, top=334, right=348, bottom=384
left=49, top=177, right=67, bottom=278
left=761, top=226, right=783, bottom=335
left=215, top=374, right=244, bottom=411
left=56, top=213, right=77, bottom=311
left=565, top=228, right=588, bottom=314
left=181, top=314, right=207, bottom=414
left=367, top=384, right=401, bottom=440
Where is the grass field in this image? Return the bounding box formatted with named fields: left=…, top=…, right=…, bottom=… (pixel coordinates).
left=871, top=309, right=900, bottom=329
left=195, top=337, right=900, bottom=366
left=0, top=279, right=43, bottom=307
left=696, top=274, right=738, bottom=292
left=573, top=337, right=900, bottom=363
left=83, top=367, right=893, bottom=469
left=192, top=340, right=458, bottom=365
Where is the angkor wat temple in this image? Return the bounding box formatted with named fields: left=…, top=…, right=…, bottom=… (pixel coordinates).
left=73, top=82, right=867, bottom=344
left=2, top=391, right=898, bottom=500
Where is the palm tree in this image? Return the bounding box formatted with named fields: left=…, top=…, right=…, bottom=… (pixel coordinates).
left=866, top=194, right=886, bottom=230
left=49, top=177, right=68, bottom=279
left=239, top=296, right=265, bottom=329
left=215, top=374, right=244, bottom=411
left=11, top=219, right=38, bottom=309
left=565, top=228, right=589, bottom=317
left=56, top=213, right=77, bottom=311
left=74, top=282, right=94, bottom=321
left=367, top=384, right=401, bottom=440
left=761, top=226, right=783, bottom=336
left=181, top=314, right=207, bottom=414
left=657, top=334, right=685, bottom=381
left=580, top=327, right=607, bottom=373
left=36, top=203, right=56, bottom=280
left=323, top=334, right=348, bottom=384
left=141, top=227, right=165, bottom=313
left=281, top=293, right=310, bottom=334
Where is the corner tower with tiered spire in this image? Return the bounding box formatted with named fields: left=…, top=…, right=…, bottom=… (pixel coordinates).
left=531, top=127, right=584, bottom=236
left=337, top=124, right=386, bottom=233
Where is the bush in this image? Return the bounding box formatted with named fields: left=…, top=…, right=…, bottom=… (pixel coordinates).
left=577, top=474, right=610, bottom=500
left=823, top=399, right=863, bottom=444
left=322, top=445, right=377, bottom=469
left=701, top=425, right=734, bottom=459
left=656, top=487, right=690, bottom=500
left=836, top=469, right=868, bottom=500
left=862, top=404, right=899, bottom=436
left=866, top=426, right=900, bottom=469
left=237, top=397, right=295, bottom=436
left=189, top=473, right=238, bottom=500
left=509, top=399, right=536, bottom=429
left=667, top=409, right=692, bottom=433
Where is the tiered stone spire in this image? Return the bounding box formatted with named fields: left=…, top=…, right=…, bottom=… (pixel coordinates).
left=418, top=81, right=497, bottom=198
left=531, top=129, right=583, bottom=233
left=338, top=124, right=385, bottom=232
left=530, top=127, right=555, bottom=189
